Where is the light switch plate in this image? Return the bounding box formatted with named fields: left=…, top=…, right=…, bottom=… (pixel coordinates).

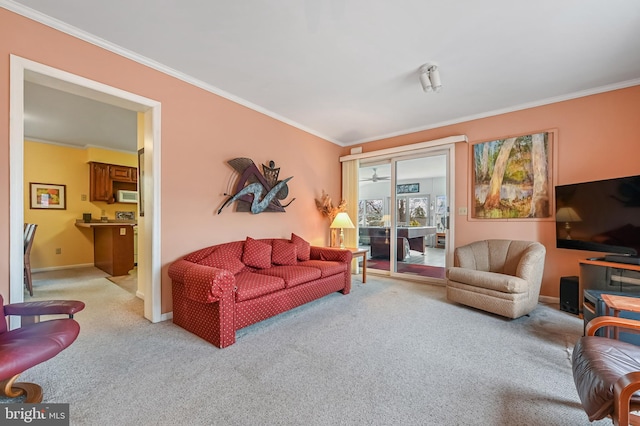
left=458, top=207, right=468, bottom=215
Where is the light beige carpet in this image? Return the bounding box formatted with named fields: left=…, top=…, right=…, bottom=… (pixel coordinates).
left=18, top=268, right=609, bottom=425
left=105, top=268, right=137, bottom=295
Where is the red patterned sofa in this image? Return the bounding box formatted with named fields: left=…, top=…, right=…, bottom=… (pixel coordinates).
left=168, top=234, right=353, bottom=348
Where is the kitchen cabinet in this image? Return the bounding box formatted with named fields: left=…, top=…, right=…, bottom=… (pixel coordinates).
left=110, top=164, right=137, bottom=182
left=89, top=162, right=111, bottom=201
left=89, top=162, right=137, bottom=203
left=76, top=222, right=135, bottom=276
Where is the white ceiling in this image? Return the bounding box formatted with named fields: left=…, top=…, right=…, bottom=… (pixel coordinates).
left=6, top=0, right=640, bottom=149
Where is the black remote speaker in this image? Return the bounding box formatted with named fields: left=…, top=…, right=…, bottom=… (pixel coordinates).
left=560, top=276, right=580, bottom=315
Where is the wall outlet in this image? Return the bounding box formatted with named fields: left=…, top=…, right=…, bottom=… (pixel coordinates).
left=55, top=248, right=61, bottom=254
left=81, top=194, right=87, bottom=201
left=120, top=228, right=127, bottom=236
left=458, top=207, right=468, bottom=215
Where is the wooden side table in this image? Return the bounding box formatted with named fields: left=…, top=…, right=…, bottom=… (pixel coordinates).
left=601, top=294, right=640, bottom=339
left=346, top=247, right=368, bottom=283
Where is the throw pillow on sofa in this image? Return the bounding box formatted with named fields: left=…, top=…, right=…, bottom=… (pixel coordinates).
left=242, top=237, right=272, bottom=269
left=199, top=249, right=245, bottom=275
left=272, top=240, right=298, bottom=265
left=290, top=233, right=311, bottom=261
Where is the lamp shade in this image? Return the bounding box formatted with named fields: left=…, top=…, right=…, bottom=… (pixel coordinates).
left=330, top=212, right=355, bottom=229
left=556, top=207, right=582, bottom=222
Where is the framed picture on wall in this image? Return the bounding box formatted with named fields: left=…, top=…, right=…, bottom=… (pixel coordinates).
left=397, top=183, right=419, bottom=194
left=471, top=130, right=555, bottom=220
left=30, top=182, right=66, bottom=210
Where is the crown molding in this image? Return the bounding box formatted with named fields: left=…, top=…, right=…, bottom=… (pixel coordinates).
left=0, top=1, right=342, bottom=146
left=345, top=78, right=640, bottom=146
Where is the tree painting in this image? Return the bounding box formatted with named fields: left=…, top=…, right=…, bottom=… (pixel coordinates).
left=472, top=132, right=551, bottom=219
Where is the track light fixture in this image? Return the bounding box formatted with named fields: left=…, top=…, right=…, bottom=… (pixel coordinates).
left=419, top=63, right=442, bottom=93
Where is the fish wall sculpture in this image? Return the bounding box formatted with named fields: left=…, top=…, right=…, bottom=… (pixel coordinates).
left=218, top=158, right=295, bottom=214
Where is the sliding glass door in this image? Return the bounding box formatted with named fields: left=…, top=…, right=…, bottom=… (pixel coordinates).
left=358, top=161, right=391, bottom=272
left=358, top=151, right=449, bottom=280
left=393, top=155, right=448, bottom=279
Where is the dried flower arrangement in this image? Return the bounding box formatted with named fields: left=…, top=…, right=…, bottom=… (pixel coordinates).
left=315, top=190, right=347, bottom=223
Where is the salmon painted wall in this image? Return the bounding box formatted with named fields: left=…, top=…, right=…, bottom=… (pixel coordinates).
left=0, top=10, right=342, bottom=311
left=348, top=86, right=640, bottom=297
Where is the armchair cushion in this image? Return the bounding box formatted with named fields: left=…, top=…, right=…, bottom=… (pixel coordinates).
left=447, top=268, right=528, bottom=293
left=0, top=319, right=80, bottom=380
left=0, top=294, right=83, bottom=403
left=572, top=316, right=640, bottom=423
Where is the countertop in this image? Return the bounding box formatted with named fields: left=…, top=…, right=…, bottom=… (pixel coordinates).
left=75, top=220, right=137, bottom=228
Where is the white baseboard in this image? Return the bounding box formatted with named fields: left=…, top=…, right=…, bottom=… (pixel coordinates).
left=32, top=263, right=95, bottom=273
left=160, top=311, right=173, bottom=321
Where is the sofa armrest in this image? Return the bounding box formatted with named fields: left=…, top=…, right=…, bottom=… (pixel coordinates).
left=310, top=246, right=353, bottom=263
left=168, top=259, right=236, bottom=304
left=4, top=300, right=85, bottom=318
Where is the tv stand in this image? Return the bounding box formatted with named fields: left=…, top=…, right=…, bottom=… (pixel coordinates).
left=578, top=258, right=640, bottom=311
left=604, top=254, right=640, bottom=265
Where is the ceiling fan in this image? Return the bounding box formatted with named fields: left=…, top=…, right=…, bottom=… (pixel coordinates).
left=360, top=168, right=390, bottom=182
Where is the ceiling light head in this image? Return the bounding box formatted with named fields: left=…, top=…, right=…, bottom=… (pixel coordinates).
left=419, top=65, right=432, bottom=92
left=419, top=63, right=442, bottom=93
left=429, top=65, right=442, bottom=92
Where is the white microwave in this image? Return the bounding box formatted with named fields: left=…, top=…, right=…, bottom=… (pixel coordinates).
left=117, top=190, right=138, bottom=204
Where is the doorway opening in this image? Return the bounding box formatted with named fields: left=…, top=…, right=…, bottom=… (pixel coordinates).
left=9, top=55, right=163, bottom=326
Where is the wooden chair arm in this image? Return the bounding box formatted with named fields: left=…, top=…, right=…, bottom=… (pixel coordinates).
left=586, top=316, right=640, bottom=336
left=614, top=371, right=640, bottom=426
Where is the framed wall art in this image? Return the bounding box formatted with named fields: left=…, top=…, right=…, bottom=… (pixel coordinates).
left=471, top=130, right=555, bottom=220
left=30, top=182, right=66, bottom=210
left=397, top=183, right=419, bottom=194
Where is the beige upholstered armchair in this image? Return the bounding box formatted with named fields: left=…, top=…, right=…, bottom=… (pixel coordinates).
left=446, top=239, right=546, bottom=319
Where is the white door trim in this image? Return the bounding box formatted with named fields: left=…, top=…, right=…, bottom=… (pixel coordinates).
left=9, top=55, right=163, bottom=326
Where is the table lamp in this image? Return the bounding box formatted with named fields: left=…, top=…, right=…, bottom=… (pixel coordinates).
left=330, top=212, right=355, bottom=249
left=556, top=207, right=582, bottom=240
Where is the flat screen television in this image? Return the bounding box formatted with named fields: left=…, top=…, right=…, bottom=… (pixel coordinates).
left=555, top=175, right=640, bottom=256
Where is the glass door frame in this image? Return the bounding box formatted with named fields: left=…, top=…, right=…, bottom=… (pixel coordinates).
left=359, top=145, right=455, bottom=283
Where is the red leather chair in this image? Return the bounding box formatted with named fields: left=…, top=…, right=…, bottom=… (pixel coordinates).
left=0, top=295, right=84, bottom=402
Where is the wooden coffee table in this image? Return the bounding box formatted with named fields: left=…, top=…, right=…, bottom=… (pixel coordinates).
left=346, top=247, right=369, bottom=283
left=601, top=293, right=640, bottom=338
